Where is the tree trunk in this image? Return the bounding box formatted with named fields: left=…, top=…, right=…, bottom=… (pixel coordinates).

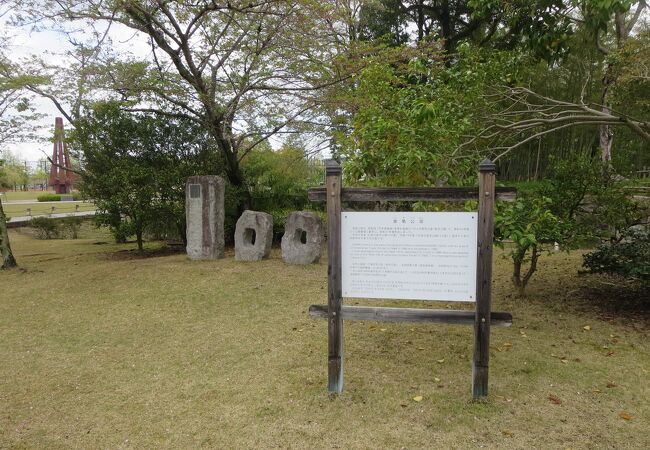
left=211, top=124, right=251, bottom=213
left=136, top=227, right=144, bottom=253
left=511, top=246, right=539, bottom=298
left=598, top=48, right=616, bottom=164
left=0, top=198, right=18, bottom=269
left=512, top=258, right=525, bottom=297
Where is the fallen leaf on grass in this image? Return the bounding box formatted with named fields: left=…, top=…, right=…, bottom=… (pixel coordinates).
left=436, top=358, right=445, bottom=363
left=503, top=342, right=512, bottom=348
left=583, top=325, right=591, bottom=331
left=619, top=411, right=633, bottom=420
left=548, top=394, right=562, bottom=405
left=560, top=359, right=569, bottom=364
left=417, top=347, right=425, bottom=350
left=606, top=382, right=617, bottom=388
left=380, top=328, right=387, bottom=332
left=413, top=396, right=423, bottom=402
left=501, top=429, right=514, bottom=437
left=434, top=377, right=441, bottom=382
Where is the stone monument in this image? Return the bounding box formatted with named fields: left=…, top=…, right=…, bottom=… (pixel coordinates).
left=185, top=175, right=225, bottom=260
left=234, top=210, right=273, bottom=261
left=281, top=211, right=324, bottom=264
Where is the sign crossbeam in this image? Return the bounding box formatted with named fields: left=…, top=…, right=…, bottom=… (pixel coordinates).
left=310, top=159, right=513, bottom=398
left=308, top=186, right=517, bottom=203
left=309, top=305, right=512, bottom=326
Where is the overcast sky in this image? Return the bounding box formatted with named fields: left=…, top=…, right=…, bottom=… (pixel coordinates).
left=2, top=16, right=150, bottom=165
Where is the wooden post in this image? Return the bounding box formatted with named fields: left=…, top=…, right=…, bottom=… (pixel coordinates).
left=325, top=160, right=343, bottom=393
left=472, top=159, right=496, bottom=398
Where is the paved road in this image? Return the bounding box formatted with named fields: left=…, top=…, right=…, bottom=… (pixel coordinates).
left=7, top=210, right=98, bottom=227
left=2, top=200, right=91, bottom=205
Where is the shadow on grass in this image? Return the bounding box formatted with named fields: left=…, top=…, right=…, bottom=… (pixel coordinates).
left=576, top=274, right=650, bottom=331
left=102, top=243, right=186, bottom=260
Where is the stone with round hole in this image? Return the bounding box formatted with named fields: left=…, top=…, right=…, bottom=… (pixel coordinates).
left=234, top=210, right=273, bottom=261
left=281, top=211, right=324, bottom=264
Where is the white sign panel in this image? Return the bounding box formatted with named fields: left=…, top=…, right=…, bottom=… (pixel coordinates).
left=341, top=212, right=477, bottom=302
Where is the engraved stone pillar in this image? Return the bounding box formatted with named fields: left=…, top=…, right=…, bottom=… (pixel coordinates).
left=281, top=211, right=324, bottom=264
left=234, top=210, right=273, bottom=261
left=185, top=175, right=225, bottom=260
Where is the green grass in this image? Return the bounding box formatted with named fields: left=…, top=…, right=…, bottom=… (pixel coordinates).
left=1, top=228, right=649, bottom=448
left=3, top=201, right=96, bottom=217
left=0, top=191, right=55, bottom=202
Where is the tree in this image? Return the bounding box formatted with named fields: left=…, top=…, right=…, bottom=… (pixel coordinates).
left=0, top=159, right=18, bottom=269
left=467, top=85, right=650, bottom=163
left=357, top=0, right=572, bottom=55
left=0, top=151, right=32, bottom=191
left=72, top=102, right=220, bottom=252
left=494, top=195, right=563, bottom=297
left=467, top=1, right=649, bottom=166
left=580, top=0, right=647, bottom=163
left=12, top=1, right=343, bottom=205
left=0, top=40, right=41, bottom=269
left=334, top=43, right=525, bottom=185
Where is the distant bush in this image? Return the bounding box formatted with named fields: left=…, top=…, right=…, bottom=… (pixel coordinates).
left=36, top=192, right=84, bottom=202
left=30, top=217, right=61, bottom=239
left=37, top=193, right=61, bottom=202
left=583, top=230, right=650, bottom=284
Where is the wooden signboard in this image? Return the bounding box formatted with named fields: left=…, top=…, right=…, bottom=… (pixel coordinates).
left=308, top=160, right=514, bottom=398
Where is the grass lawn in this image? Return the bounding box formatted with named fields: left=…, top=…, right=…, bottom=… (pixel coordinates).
left=0, top=191, right=54, bottom=202
left=1, top=227, right=649, bottom=448
left=3, top=202, right=96, bottom=218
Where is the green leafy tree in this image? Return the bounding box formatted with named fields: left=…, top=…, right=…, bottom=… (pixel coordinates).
left=494, top=196, right=564, bottom=297
left=335, top=44, right=524, bottom=186
left=474, top=2, right=649, bottom=168
left=72, top=103, right=220, bottom=252
left=356, top=0, right=572, bottom=56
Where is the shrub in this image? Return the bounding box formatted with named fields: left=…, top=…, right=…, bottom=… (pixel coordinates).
left=37, top=193, right=61, bottom=202
left=583, top=229, right=650, bottom=284
left=60, top=216, right=84, bottom=239
left=29, top=217, right=61, bottom=239
left=242, top=143, right=324, bottom=244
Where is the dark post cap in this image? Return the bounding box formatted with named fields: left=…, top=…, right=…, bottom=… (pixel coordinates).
left=479, top=159, right=496, bottom=172
left=325, top=159, right=342, bottom=175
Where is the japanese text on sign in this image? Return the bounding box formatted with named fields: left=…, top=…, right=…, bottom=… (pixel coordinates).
left=341, top=212, right=477, bottom=302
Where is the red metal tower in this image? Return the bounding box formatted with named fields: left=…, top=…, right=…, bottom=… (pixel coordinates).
left=48, top=117, right=73, bottom=194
